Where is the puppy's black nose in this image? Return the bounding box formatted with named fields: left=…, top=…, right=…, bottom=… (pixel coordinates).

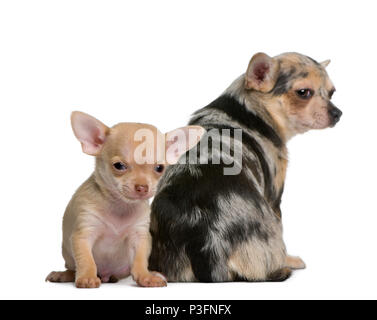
left=329, top=106, right=342, bottom=124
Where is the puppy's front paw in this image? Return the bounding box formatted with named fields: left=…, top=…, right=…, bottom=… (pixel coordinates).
left=286, top=255, right=306, bottom=270
left=75, top=276, right=101, bottom=288
left=136, top=272, right=167, bottom=288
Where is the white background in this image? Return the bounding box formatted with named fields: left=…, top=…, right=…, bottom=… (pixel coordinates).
left=0, top=0, right=376, bottom=300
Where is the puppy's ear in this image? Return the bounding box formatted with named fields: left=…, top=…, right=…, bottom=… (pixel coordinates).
left=320, top=59, right=331, bottom=68
left=165, top=126, right=206, bottom=164
left=245, top=52, right=280, bottom=92
left=71, top=111, right=109, bottom=156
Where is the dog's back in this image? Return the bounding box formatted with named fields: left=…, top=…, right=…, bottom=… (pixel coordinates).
left=150, top=86, right=288, bottom=282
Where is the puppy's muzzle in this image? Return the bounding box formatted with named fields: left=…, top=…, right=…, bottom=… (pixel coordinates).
left=328, top=102, right=342, bottom=126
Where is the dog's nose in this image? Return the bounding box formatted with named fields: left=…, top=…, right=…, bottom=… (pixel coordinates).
left=135, top=184, right=149, bottom=194
left=328, top=105, right=342, bottom=124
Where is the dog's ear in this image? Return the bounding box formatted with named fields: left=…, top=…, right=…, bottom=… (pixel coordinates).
left=165, top=126, right=206, bottom=164
left=71, top=111, right=109, bottom=156
left=245, top=53, right=280, bottom=92
left=320, top=59, right=331, bottom=68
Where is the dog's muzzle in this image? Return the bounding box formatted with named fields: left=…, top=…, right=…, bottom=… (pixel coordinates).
left=328, top=102, right=342, bottom=126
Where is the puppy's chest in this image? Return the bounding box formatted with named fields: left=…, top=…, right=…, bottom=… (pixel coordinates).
left=92, top=211, right=147, bottom=277
left=97, top=209, right=147, bottom=242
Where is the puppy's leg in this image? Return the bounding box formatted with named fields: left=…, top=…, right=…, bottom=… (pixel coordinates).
left=45, top=270, right=75, bottom=283
left=286, top=255, right=306, bottom=270
left=71, top=233, right=101, bottom=288
left=131, top=233, right=167, bottom=287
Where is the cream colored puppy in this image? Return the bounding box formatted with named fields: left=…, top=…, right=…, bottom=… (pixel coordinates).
left=46, top=111, right=204, bottom=288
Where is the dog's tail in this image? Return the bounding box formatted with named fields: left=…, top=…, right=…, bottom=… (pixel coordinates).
left=267, top=267, right=292, bottom=282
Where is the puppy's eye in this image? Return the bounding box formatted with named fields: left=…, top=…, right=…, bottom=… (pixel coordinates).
left=154, top=164, right=165, bottom=173
left=296, top=89, right=313, bottom=99
left=113, top=162, right=127, bottom=171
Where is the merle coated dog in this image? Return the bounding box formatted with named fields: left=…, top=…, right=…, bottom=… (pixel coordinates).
left=149, top=52, right=342, bottom=282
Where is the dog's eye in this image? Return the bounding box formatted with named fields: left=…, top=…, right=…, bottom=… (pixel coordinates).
left=154, top=165, right=165, bottom=173
left=296, top=89, right=313, bottom=99
left=113, top=162, right=127, bottom=171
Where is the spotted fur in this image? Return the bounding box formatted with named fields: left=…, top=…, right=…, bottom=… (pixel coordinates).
left=149, top=52, right=341, bottom=282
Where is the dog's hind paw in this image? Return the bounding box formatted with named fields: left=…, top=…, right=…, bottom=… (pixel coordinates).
left=286, top=255, right=306, bottom=270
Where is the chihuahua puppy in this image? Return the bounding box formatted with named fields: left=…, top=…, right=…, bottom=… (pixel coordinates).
left=46, top=111, right=204, bottom=288
left=150, top=52, right=342, bottom=282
